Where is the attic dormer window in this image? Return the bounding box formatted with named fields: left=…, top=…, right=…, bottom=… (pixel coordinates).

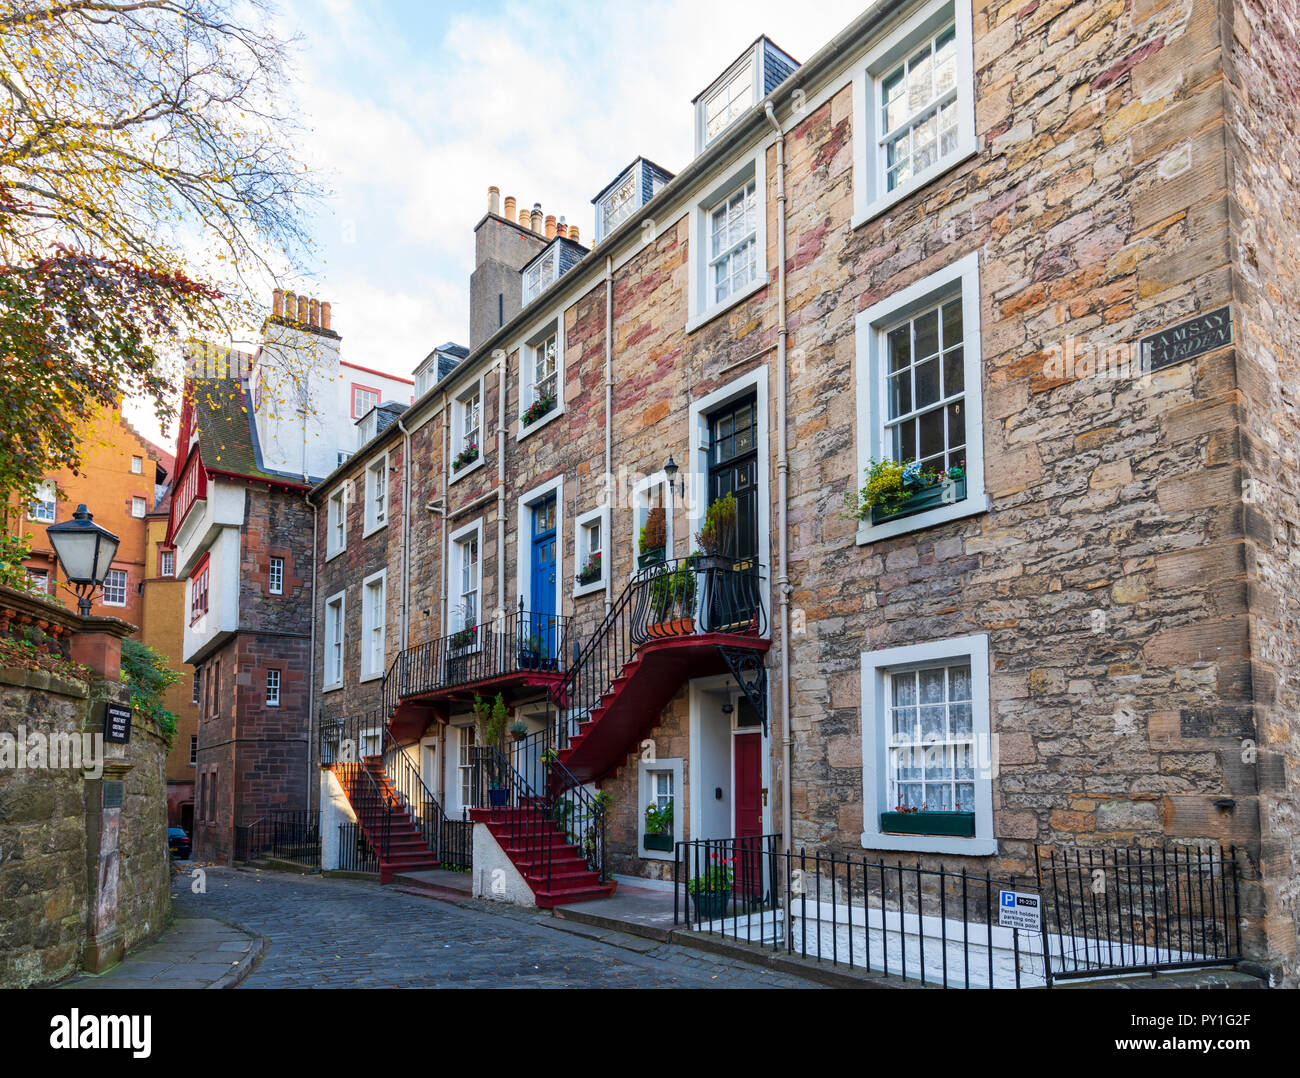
left=523, top=247, right=558, bottom=305
left=704, top=59, right=754, bottom=145
left=600, top=173, right=638, bottom=238
left=356, top=409, right=377, bottom=447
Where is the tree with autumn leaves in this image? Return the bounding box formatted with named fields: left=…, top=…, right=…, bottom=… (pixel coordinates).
left=0, top=0, right=320, bottom=526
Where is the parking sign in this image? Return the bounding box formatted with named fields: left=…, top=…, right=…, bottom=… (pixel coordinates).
left=997, top=889, right=1041, bottom=931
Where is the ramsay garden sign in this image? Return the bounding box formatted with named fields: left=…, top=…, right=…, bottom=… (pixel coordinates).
left=1140, top=306, right=1232, bottom=372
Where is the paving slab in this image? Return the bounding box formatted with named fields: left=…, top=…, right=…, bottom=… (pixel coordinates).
left=60, top=916, right=265, bottom=990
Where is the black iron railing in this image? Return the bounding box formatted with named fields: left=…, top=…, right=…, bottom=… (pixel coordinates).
left=234, top=810, right=320, bottom=867
left=392, top=600, right=570, bottom=700
left=338, top=821, right=379, bottom=874
left=557, top=558, right=765, bottom=753
left=381, top=727, right=471, bottom=870
left=673, top=843, right=1242, bottom=988
left=1037, top=845, right=1241, bottom=980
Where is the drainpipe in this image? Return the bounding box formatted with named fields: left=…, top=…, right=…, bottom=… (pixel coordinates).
left=604, top=255, right=614, bottom=613
left=497, top=352, right=507, bottom=620
left=304, top=492, right=318, bottom=811
left=397, top=417, right=412, bottom=653
left=441, top=391, right=450, bottom=634
left=764, top=101, right=793, bottom=898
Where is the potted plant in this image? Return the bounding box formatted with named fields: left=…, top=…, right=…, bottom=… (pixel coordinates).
left=847, top=458, right=967, bottom=526
left=517, top=632, right=544, bottom=669
left=449, top=625, right=477, bottom=650
left=638, top=506, right=667, bottom=569
left=521, top=393, right=556, bottom=427
left=472, top=693, right=510, bottom=807
left=695, top=493, right=737, bottom=570
left=509, top=719, right=529, bottom=742
left=576, top=551, right=602, bottom=586
left=687, top=852, right=734, bottom=921
left=643, top=798, right=673, bottom=852
left=647, top=553, right=698, bottom=635
left=453, top=442, right=479, bottom=472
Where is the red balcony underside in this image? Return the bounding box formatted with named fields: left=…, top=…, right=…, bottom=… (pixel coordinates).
left=388, top=671, right=566, bottom=741
left=560, top=632, right=769, bottom=783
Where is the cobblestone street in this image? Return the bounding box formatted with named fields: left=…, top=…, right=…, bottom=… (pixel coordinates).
left=173, top=868, right=816, bottom=989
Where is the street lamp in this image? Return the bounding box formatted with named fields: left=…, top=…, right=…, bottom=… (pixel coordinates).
left=47, top=504, right=120, bottom=616
left=663, top=456, right=679, bottom=559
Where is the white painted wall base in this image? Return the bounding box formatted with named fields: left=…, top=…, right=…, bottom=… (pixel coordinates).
left=319, top=769, right=357, bottom=872
left=471, top=822, right=536, bottom=907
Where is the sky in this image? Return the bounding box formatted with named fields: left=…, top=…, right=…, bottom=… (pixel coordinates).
left=127, top=0, right=864, bottom=450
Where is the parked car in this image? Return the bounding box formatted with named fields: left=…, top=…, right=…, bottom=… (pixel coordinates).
left=168, top=827, right=191, bottom=859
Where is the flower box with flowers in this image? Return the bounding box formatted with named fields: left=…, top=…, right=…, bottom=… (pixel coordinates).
left=520, top=394, right=556, bottom=428
left=576, top=552, right=602, bottom=586
left=849, top=459, right=967, bottom=526
left=449, top=625, right=477, bottom=651
left=453, top=443, right=479, bottom=472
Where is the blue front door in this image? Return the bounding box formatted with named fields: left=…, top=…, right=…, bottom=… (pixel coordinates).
left=529, top=496, right=557, bottom=657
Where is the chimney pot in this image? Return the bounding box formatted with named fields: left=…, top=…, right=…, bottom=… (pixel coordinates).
left=530, top=204, right=543, bottom=234
left=321, top=301, right=331, bottom=331
left=297, top=295, right=309, bottom=323
left=504, top=195, right=516, bottom=220
left=488, top=186, right=500, bottom=216
left=284, top=291, right=296, bottom=320
left=556, top=217, right=568, bottom=239
left=272, top=289, right=284, bottom=317
left=309, top=298, right=320, bottom=326
left=545, top=215, right=556, bottom=240
left=569, top=224, right=580, bottom=244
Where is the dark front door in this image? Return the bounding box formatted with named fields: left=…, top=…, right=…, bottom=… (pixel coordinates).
left=708, top=395, right=759, bottom=565
left=529, top=496, right=558, bottom=660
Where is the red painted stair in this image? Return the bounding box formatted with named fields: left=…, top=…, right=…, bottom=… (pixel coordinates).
left=469, top=805, right=614, bottom=907
left=336, top=758, right=439, bottom=883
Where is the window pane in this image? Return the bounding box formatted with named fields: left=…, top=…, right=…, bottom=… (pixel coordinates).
left=907, top=44, right=933, bottom=114
left=918, top=407, right=945, bottom=462
left=919, top=668, right=945, bottom=705
left=943, top=345, right=964, bottom=396
left=914, top=357, right=940, bottom=408
left=934, top=25, right=957, bottom=95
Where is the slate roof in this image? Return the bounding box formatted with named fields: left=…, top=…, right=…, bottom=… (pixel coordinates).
left=188, top=378, right=309, bottom=487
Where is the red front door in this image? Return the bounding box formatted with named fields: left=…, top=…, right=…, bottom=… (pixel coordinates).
left=733, top=732, right=763, bottom=899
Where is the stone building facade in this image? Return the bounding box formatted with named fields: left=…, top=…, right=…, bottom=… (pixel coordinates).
left=309, top=0, right=1300, bottom=981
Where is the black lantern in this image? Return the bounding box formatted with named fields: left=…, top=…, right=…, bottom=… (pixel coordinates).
left=46, top=504, right=120, bottom=616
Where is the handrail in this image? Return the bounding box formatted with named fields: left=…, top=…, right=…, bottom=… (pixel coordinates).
left=381, top=727, right=468, bottom=869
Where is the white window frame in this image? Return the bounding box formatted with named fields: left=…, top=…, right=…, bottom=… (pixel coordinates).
left=326, top=488, right=347, bottom=560
left=265, top=669, right=281, bottom=707
left=454, top=724, right=477, bottom=813
left=449, top=519, right=483, bottom=643
left=573, top=504, right=609, bottom=599
left=268, top=556, right=284, bottom=595
left=515, top=474, right=564, bottom=619
left=323, top=590, right=345, bottom=691
left=28, top=481, right=56, bottom=523
left=160, top=550, right=175, bottom=577
left=450, top=374, right=486, bottom=483
left=696, top=51, right=758, bottom=153
left=851, top=0, right=977, bottom=227
left=189, top=735, right=198, bottom=766
left=360, top=569, right=387, bottom=682
left=102, top=568, right=128, bottom=607
left=854, top=251, right=985, bottom=544
left=522, top=245, right=559, bottom=306
left=687, top=148, right=768, bottom=333
left=637, top=757, right=683, bottom=861
left=363, top=451, right=389, bottom=537
left=860, top=633, right=994, bottom=855
left=131, top=496, right=147, bottom=519
left=630, top=471, right=675, bottom=572
left=26, top=567, right=49, bottom=593
left=515, top=314, right=565, bottom=440
left=131, top=455, right=143, bottom=474
left=352, top=385, right=379, bottom=418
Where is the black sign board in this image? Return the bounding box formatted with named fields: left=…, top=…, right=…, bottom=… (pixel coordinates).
left=102, top=701, right=133, bottom=744
left=1140, top=306, right=1231, bottom=372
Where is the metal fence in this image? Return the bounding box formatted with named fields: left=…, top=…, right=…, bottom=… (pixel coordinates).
left=338, top=821, right=379, bottom=874
left=234, top=810, right=321, bottom=868
left=674, top=841, right=1241, bottom=988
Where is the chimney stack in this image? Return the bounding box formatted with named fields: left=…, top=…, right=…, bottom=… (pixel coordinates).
left=488, top=185, right=500, bottom=216
left=531, top=203, right=543, bottom=234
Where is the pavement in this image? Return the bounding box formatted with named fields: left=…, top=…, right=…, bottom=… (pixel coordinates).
left=67, top=864, right=818, bottom=989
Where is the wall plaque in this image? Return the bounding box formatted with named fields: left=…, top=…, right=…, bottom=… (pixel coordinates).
left=102, top=780, right=124, bottom=809
left=102, top=701, right=133, bottom=744
left=1140, top=306, right=1232, bottom=372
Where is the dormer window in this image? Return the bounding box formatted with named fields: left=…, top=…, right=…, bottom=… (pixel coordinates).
left=592, top=158, right=673, bottom=244
left=693, top=38, right=798, bottom=156
left=523, top=246, right=558, bottom=305
left=600, top=173, right=637, bottom=238
left=356, top=408, right=377, bottom=447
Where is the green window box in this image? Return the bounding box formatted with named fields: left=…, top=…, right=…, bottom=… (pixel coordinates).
left=871, top=476, right=966, bottom=526
left=643, top=832, right=674, bottom=852
left=880, top=811, right=975, bottom=837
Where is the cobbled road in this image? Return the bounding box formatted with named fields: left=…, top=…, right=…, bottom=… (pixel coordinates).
left=173, top=867, right=817, bottom=989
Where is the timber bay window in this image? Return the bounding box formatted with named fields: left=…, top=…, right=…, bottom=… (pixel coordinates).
left=189, top=560, right=209, bottom=622
left=326, top=488, right=346, bottom=558
left=860, top=634, right=994, bottom=855
left=518, top=319, right=563, bottom=434
left=363, top=453, right=388, bottom=535
left=452, top=381, right=483, bottom=474
left=853, top=251, right=984, bottom=541
left=361, top=570, right=386, bottom=681
left=268, top=556, right=284, bottom=595
left=323, top=592, right=345, bottom=690
left=103, top=568, right=127, bottom=607
left=265, top=669, right=281, bottom=707
left=852, top=0, right=976, bottom=225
